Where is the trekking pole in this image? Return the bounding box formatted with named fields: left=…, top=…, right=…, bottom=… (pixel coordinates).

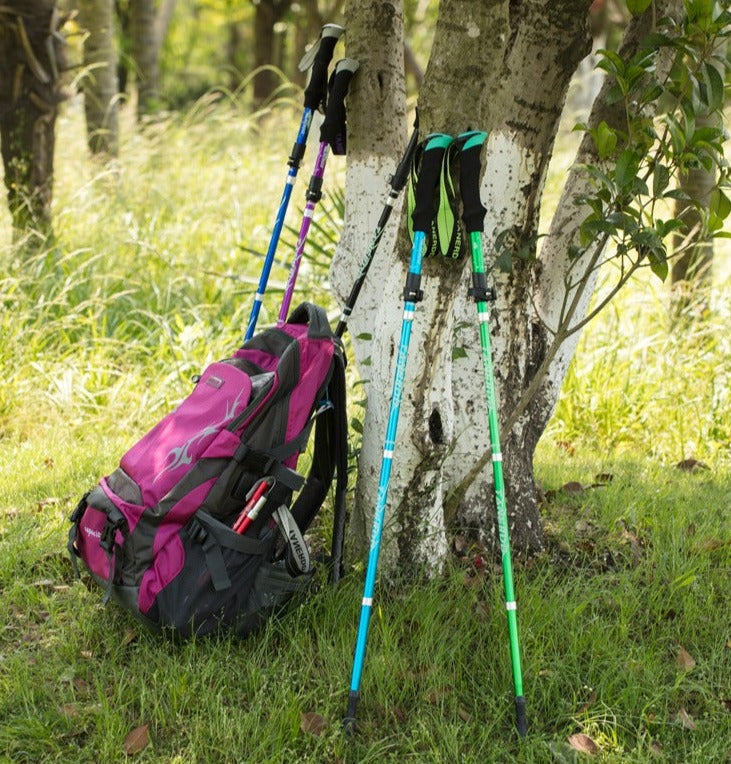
left=457, top=129, right=527, bottom=738
left=334, top=115, right=420, bottom=338
left=244, top=23, right=344, bottom=341
left=277, top=58, right=359, bottom=325
left=344, top=133, right=454, bottom=730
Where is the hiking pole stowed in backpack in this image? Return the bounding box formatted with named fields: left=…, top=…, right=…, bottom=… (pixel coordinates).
left=244, top=24, right=344, bottom=341
left=457, top=130, right=527, bottom=737
left=344, top=133, right=453, bottom=729
left=277, top=58, right=359, bottom=326
left=334, top=116, right=420, bottom=338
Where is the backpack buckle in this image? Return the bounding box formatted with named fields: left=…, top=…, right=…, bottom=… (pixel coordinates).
left=99, top=518, right=119, bottom=553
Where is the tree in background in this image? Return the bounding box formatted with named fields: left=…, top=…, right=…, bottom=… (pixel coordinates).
left=78, top=0, right=119, bottom=155
left=670, top=35, right=727, bottom=314
left=0, top=1, right=67, bottom=241
left=332, top=0, right=729, bottom=573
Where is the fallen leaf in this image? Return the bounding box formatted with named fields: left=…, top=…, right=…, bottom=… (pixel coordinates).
left=453, top=535, right=468, bottom=554
left=674, top=707, right=696, bottom=730
left=675, top=458, right=710, bottom=472
left=557, top=440, right=575, bottom=456
left=562, top=481, right=584, bottom=494
left=594, top=473, right=614, bottom=484
left=122, top=723, right=150, bottom=754
left=676, top=646, right=696, bottom=672
left=568, top=732, right=599, bottom=755
left=457, top=705, right=473, bottom=723
left=722, top=699, right=731, bottom=712
left=36, top=497, right=62, bottom=512
left=300, top=711, right=327, bottom=736
left=80, top=650, right=93, bottom=659
left=59, top=703, right=79, bottom=717
left=650, top=741, right=663, bottom=756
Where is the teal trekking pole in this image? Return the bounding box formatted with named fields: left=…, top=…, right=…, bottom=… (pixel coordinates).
left=457, top=130, right=527, bottom=737
left=344, top=133, right=453, bottom=730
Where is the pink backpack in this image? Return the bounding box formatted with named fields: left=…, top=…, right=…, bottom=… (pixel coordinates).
left=69, top=303, right=348, bottom=637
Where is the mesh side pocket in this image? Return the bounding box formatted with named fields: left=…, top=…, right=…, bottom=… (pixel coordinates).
left=152, top=512, right=272, bottom=637
left=230, top=559, right=314, bottom=638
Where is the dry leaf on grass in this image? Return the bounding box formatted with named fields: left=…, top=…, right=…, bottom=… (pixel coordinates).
left=122, top=723, right=150, bottom=754
left=568, top=732, right=599, bottom=755
left=676, top=646, right=696, bottom=671
left=674, top=708, right=696, bottom=730
left=300, top=711, right=327, bottom=736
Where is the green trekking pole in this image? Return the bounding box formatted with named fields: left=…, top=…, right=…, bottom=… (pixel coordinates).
left=457, top=130, right=527, bottom=737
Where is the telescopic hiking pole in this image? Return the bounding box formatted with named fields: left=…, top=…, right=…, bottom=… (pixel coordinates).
left=457, top=130, right=527, bottom=737
left=344, top=133, right=453, bottom=730
left=277, top=58, right=359, bottom=325
left=244, top=23, right=344, bottom=341
left=334, top=116, right=420, bottom=338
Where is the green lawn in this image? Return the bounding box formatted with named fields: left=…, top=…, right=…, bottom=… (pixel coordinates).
left=1, top=100, right=728, bottom=762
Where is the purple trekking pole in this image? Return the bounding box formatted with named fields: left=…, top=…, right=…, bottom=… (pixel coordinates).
left=277, top=58, right=359, bottom=325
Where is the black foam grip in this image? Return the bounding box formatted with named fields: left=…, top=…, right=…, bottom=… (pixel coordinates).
left=320, top=67, right=356, bottom=154
left=303, top=35, right=339, bottom=110
left=459, top=141, right=487, bottom=234
left=411, top=136, right=450, bottom=234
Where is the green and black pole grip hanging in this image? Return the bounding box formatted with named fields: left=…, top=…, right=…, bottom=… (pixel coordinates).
left=457, top=129, right=528, bottom=738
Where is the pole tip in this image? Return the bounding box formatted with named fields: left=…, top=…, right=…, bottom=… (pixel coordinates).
left=343, top=691, right=360, bottom=735
left=515, top=695, right=528, bottom=738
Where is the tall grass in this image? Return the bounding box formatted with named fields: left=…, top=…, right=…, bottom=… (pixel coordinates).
left=0, top=96, right=729, bottom=762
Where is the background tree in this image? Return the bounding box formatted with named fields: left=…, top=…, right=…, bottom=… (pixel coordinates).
left=0, top=1, right=67, bottom=241
left=332, top=0, right=729, bottom=574
left=78, top=0, right=119, bottom=155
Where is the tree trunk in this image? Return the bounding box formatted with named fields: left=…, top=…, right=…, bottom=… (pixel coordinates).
left=129, top=0, right=159, bottom=116
left=252, top=0, right=292, bottom=105
left=0, top=1, right=66, bottom=242
left=333, top=0, right=682, bottom=577
left=79, top=0, right=119, bottom=156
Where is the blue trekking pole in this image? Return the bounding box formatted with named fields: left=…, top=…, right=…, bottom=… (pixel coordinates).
left=244, top=23, right=344, bottom=341
left=457, top=130, right=527, bottom=737
left=344, top=133, right=454, bottom=729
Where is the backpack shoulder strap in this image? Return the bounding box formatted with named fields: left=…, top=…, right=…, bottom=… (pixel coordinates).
left=288, top=345, right=348, bottom=580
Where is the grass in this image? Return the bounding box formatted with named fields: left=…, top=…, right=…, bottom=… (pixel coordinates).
left=1, top=96, right=729, bottom=762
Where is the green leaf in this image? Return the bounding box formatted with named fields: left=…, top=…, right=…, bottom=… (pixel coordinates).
left=452, top=347, right=468, bottom=360
left=709, top=189, right=731, bottom=221
left=648, top=250, right=669, bottom=281
left=615, top=150, right=641, bottom=191
left=626, top=0, right=652, bottom=15
left=653, top=164, right=671, bottom=196
left=592, top=121, right=618, bottom=160
left=350, top=418, right=363, bottom=435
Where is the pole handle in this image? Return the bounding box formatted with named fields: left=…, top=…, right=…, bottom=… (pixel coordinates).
left=320, top=58, right=359, bottom=155
left=301, top=24, right=345, bottom=111
left=457, top=130, right=488, bottom=234
left=411, top=133, right=452, bottom=234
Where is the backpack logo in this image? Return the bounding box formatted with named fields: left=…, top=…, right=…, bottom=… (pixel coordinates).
left=155, top=387, right=247, bottom=481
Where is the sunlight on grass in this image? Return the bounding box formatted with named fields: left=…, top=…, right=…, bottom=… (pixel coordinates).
left=1, top=92, right=728, bottom=762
